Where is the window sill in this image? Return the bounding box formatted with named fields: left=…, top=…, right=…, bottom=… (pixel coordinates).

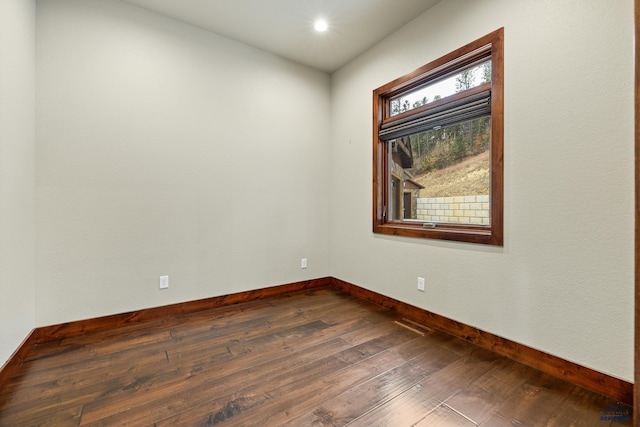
left=373, top=222, right=501, bottom=245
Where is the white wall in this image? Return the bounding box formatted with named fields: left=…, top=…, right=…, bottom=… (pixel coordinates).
left=35, top=0, right=331, bottom=325
left=0, top=0, right=36, bottom=366
left=330, top=0, right=634, bottom=381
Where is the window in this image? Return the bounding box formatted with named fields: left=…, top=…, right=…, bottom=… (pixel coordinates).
left=373, top=28, right=504, bottom=245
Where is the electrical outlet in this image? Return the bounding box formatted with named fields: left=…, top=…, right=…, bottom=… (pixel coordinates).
left=417, top=277, right=425, bottom=292
left=159, top=275, right=169, bottom=289
left=301, top=258, right=308, bottom=269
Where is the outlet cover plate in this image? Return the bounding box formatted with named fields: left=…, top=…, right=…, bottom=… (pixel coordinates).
left=160, top=275, right=169, bottom=289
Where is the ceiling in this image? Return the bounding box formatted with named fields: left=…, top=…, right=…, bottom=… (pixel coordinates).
left=121, top=0, right=442, bottom=73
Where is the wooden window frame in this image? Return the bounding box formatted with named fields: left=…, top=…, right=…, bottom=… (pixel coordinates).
left=372, top=28, right=504, bottom=245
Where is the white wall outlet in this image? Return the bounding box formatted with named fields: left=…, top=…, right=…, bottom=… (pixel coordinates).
left=301, top=258, right=307, bottom=269
left=159, top=275, right=169, bottom=289
left=417, top=277, right=425, bottom=292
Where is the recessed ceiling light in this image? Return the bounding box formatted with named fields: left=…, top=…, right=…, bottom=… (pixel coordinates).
left=314, top=19, right=328, bottom=32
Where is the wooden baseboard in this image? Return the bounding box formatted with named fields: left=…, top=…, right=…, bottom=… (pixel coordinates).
left=0, top=329, right=38, bottom=392
left=1, top=275, right=631, bottom=406
left=34, top=277, right=332, bottom=344
left=330, top=277, right=633, bottom=406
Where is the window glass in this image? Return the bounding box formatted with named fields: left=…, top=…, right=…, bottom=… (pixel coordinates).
left=387, top=116, right=490, bottom=225
left=390, top=60, right=491, bottom=117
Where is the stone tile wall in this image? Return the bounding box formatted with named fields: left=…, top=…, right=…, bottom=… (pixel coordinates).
left=416, top=195, right=489, bottom=225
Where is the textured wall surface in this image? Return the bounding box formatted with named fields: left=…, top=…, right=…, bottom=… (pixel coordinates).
left=0, top=0, right=36, bottom=366
left=330, top=0, right=634, bottom=381
left=35, top=0, right=331, bottom=326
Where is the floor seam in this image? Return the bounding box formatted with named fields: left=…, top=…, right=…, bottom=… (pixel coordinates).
left=441, top=401, right=479, bottom=426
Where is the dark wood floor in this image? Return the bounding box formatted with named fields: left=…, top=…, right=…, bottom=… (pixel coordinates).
left=0, top=288, right=632, bottom=426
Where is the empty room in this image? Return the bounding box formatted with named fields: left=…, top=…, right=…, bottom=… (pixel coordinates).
left=0, top=0, right=635, bottom=425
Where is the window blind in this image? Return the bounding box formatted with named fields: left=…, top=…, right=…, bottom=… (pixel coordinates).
left=379, top=89, right=490, bottom=142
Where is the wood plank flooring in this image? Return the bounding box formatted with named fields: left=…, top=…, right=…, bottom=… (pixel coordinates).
left=0, top=288, right=632, bottom=426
